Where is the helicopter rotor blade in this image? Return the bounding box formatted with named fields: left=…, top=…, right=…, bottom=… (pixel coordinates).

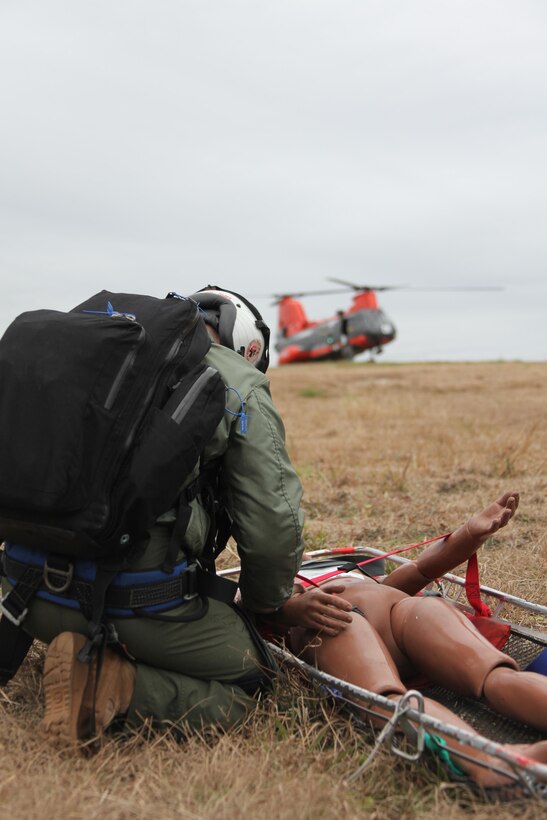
left=327, top=278, right=504, bottom=292
left=390, top=286, right=505, bottom=291
left=271, top=288, right=350, bottom=303
left=327, top=277, right=405, bottom=292
left=261, top=280, right=506, bottom=305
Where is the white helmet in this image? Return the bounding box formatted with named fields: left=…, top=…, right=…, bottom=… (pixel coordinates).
left=191, top=286, right=270, bottom=372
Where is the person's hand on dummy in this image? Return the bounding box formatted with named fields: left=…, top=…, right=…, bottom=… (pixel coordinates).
left=278, top=582, right=354, bottom=636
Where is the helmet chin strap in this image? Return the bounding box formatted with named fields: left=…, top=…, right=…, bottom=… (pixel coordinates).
left=205, top=325, right=221, bottom=344
left=204, top=313, right=245, bottom=360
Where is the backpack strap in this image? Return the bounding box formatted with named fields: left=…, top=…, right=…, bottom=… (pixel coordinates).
left=0, top=559, right=43, bottom=684
left=196, top=566, right=238, bottom=604
left=76, top=566, right=117, bottom=664
left=195, top=460, right=234, bottom=569
left=163, top=460, right=232, bottom=576
left=0, top=562, right=43, bottom=627
left=162, top=494, right=193, bottom=574
left=213, top=507, right=233, bottom=560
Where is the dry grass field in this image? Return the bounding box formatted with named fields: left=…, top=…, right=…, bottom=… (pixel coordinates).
left=1, top=361, right=546, bottom=819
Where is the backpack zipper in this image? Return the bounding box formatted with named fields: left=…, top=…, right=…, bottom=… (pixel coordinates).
left=170, top=367, right=219, bottom=425
left=104, top=327, right=146, bottom=410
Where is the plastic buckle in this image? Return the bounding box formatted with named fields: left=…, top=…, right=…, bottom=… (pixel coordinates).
left=0, top=593, right=28, bottom=627
left=183, top=563, right=199, bottom=601
left=43, top=559, right=74, bottom=594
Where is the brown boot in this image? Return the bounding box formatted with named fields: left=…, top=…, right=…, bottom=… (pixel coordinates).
left=81, top=645, right=136, bottom=738
left=40, top=631, right=136, bottom=747
left=40, top=632, right=91, bottom=746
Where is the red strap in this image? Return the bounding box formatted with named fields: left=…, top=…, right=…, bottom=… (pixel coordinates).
left=295, top=570, right=340, bottom=588
left=465, top=553, right=492, bottom=617
left=354, top=533, right=451, bottom=569
left=464, top=612, right=510, bottom=649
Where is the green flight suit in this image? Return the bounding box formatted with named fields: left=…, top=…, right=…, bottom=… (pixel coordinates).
left=11, top=343, right=305, bottom=731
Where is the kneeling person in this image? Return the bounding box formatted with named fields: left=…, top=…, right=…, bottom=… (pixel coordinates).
left=4, top=287, right=305, bottom=745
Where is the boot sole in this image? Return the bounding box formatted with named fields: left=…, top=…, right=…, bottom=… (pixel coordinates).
left=40, top=632, right=90, bottom=747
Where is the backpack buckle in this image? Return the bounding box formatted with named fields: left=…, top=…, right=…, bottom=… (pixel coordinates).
left=43, top=558, right=74, bottom=594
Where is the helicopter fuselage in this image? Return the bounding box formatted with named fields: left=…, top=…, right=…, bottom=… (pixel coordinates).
left=275, top=294, right=396, bottom=364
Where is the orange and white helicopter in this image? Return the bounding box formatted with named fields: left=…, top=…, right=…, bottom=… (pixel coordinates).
left=274, top=278, right=501, bottom=365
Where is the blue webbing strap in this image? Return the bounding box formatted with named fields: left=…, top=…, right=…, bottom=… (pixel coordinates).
left=3, top=549, right=194, bottom=614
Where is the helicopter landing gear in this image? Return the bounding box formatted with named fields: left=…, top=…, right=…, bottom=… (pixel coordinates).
left=340, top=344, right=354, bottom=360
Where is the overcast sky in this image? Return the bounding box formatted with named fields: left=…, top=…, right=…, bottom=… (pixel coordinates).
left=1, top=0, right=546, bottom=363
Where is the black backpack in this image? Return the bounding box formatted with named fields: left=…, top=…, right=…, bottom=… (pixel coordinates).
left=0, top=290, right=231, bottom=675
left=0, top=289, right=225, bottom=561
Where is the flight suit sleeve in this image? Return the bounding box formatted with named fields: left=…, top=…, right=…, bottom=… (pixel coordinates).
left=220, top=378, right=305, bottom=613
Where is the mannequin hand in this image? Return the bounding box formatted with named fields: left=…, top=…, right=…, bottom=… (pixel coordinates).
left=279, top=583, right=354, bottom=636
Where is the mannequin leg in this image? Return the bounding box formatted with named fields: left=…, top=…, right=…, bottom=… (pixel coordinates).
left=483, top=666, right=547, bottom=732
left=390, top=595, right=517, bottom=697
left=390, top=595, right=547, bottom=732
left=291, top=614, right=547, bottom=787
left=290, top=610, right=407, bottom=701
left=383, top=491, right=519, bottom=596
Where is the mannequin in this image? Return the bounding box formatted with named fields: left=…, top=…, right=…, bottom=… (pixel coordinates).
left=270, top=492, right=547, bottom=787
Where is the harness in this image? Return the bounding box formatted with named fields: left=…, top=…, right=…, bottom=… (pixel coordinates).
left=2, top=545, right=200, bottom=619
left=0, top=469, right=238, bottom=684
